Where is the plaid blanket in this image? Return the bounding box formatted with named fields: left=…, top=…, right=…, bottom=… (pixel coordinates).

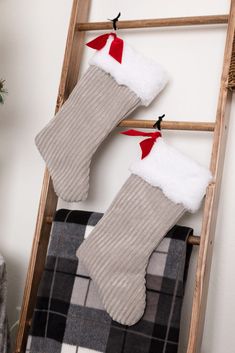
left=27, top=209, right=192, bottom=353
left=0, top=255, right=10, bottom=353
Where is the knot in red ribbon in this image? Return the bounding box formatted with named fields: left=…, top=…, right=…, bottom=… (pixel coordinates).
left=86, top=33, right=124, bottom=64
left=121, top=129, right=162, bottom=159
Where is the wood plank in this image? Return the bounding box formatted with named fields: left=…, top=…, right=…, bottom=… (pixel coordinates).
left=44, top=216, right=200, bottom=245
left=186, top=0, right=235, bottom=352
left=14, top=171, right=57, bottom=353
left=76, top=14, right=228, bottom=31
left=14, top=1, right=91, bottom=352
left=188, top=235, right=200, bottom=246
left=119, top=119, right=215, bottom=131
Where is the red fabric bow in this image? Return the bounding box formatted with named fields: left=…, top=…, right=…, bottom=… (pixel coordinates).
left=121, top=129, right=162, bottom=159
left=86, top=33, right=124, bottom=64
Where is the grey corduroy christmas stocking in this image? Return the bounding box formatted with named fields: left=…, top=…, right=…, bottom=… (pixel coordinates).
left=77, top=135, right=212, bottom=325
left=35, top=33, right=168, bottom=202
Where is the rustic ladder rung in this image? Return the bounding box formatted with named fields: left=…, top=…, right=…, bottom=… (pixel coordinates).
left=119, top=119, right=215, bottom=131
left=188, top=235, right=200, bottom=246
left=44, top=216, right=200, bottom=245
left=76, top=14, right=228, bottom=31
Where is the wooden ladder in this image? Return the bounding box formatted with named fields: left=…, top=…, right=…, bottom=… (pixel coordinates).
left=15, top=1, right=235, bottom=352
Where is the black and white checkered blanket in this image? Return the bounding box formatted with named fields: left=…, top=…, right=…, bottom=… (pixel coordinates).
left=27, top=209, right=192, bottom=353
left=0, top=255, right=10, bottom=353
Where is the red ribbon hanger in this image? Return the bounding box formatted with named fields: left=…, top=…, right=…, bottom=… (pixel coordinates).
left=121, top=130, right=162, bottom=159
left=86, top=33, right=124, bottom=64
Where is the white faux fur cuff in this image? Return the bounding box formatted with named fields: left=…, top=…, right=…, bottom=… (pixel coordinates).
left=130, top=138, right=212, bottom=212
left=89, top=37, right=168, bottom=106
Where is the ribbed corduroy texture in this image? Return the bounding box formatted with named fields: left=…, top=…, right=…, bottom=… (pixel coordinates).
left=77, top=174, right=185, bottom=326
left=35, top=66, right=140, bottom=201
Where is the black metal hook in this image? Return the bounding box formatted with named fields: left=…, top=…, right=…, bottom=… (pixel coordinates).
left=108, top=12, right=121, bottom=31
left=153, top=114, right=165, bottom=130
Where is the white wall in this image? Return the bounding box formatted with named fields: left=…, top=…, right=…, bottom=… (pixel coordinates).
left=0, top=0, right=234, bottom=351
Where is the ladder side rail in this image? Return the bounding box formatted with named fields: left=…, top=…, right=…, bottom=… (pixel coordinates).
left=186, top=1, right=235, bottom=352
left=14, top=1, right=91, bottom=352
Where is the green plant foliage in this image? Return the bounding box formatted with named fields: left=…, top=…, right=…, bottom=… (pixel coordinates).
left=0, top=79, right=7, bottom=104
